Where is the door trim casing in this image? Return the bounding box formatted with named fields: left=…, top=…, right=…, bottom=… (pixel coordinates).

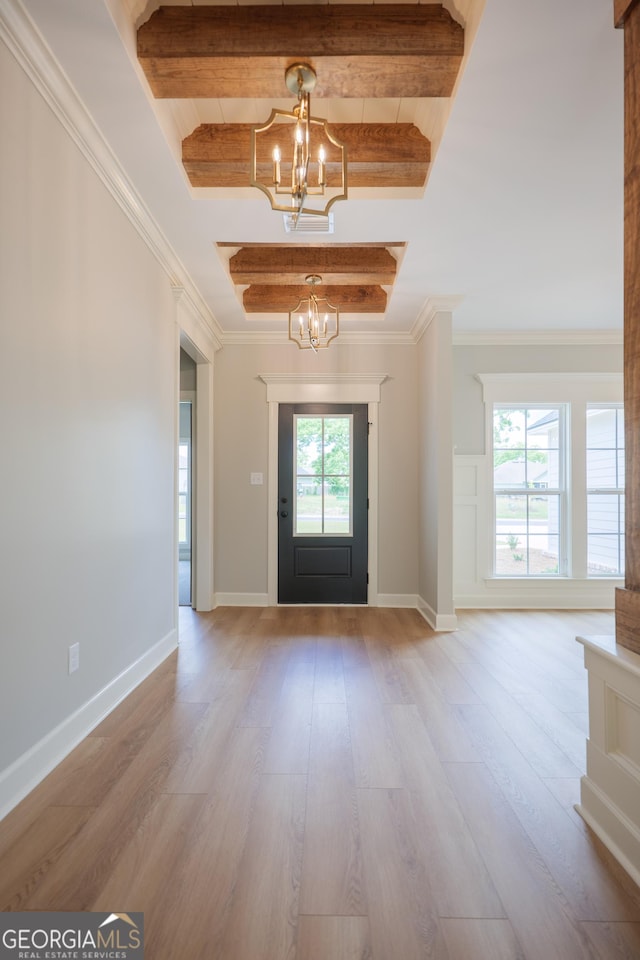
left=260, top=374, right=387, bottom=606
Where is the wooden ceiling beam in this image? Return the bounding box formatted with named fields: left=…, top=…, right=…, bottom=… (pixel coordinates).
left=137, top=5, right=464, bottom=99
left=229, top=247, right=398, bottom=286
left=615, top=0, right=640, bottom=27
left=243, top=284, right=387, bottom=313
left=183, top=123, right=430, bottom=188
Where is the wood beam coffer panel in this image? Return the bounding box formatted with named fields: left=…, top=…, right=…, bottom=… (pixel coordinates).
left=224, top=244, right=402, bottom=314
left=183, top=123, right=430, bottom=189
left=137, top=4, right=464, bottom=100
left=243, top=284, right=387, bottom=314
left=229, top=247, right=397, bottom=286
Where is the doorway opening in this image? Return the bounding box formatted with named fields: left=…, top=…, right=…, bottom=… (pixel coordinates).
left=178, top=399, right=193, bottom=606
left=278, top=403, right=368, bottom=603
left=262, top=373, right=386, bottom=606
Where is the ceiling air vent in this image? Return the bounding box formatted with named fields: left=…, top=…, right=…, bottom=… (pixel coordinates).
left=283, top=213, right=334, bottom=234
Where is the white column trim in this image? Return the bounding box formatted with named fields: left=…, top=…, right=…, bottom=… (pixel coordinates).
left=367, top=400, right=380, bottom=606
left=267, top=400, right=279, bottom=605
left=194, top=360, right=214, bottom=611
left=176, top=290, right=216, bottom=612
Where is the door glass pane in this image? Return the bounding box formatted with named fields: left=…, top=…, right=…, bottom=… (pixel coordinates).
left=294, top=414, right=352, bottom=535
left=297, top=476, right=322, bottom=534
left=325, top=478, right=351, bottom=533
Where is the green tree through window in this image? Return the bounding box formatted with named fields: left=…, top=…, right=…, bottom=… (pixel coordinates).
left=294, top=416, right=352, bottom=534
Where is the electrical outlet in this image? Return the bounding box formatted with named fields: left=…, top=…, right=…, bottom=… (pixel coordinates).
left=68, top=642, right=80, bottom=674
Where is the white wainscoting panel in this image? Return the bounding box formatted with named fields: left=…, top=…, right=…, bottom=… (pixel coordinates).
left=576, top=635, right=640, bottom=889
left=453, top=454, right=619, bottom=609
left=453, top=455, right=487, bottom=604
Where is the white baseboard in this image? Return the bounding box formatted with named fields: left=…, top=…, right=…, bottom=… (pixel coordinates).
left=417, top=596, right=458, bottom=632
left=0, top=628, right=177, bottom=822
left=377, top=593, right=419, bottom=609
left=455, top=579, right=619, bottom=610
left=214, top=592, right=269, bottom=607
left=378, top=593, right=458, bottom=629
left=454, top=595, right=616, bottom=610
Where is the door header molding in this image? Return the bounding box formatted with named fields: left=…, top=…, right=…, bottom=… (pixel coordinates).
left=259, top=373, right=388, bottom=404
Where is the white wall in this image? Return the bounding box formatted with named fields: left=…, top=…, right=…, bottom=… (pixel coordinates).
left=213, top=342, right=419, bottom=602
left=0, top=36, right=178, bottom=810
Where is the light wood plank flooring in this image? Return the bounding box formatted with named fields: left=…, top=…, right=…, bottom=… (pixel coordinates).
left=2, top=606, right=640, bottom=959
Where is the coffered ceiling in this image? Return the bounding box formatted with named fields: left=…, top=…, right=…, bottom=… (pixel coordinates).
left=16, top=0, right=624, bottom=341
left=223, top=242, right=404, bottom=315
left=132, top=1, right=466, bottom=327
left=136, top=4, right=464, bottom=100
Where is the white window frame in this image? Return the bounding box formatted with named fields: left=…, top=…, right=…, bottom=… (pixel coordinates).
left=586, top=403, right=625, bottom=577
left=477, top=373, right=623, bottom=582
left=492, top=403, right=567, bottom=577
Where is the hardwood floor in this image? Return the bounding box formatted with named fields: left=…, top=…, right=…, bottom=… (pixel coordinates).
left=2, top=606, right=640, bottom=959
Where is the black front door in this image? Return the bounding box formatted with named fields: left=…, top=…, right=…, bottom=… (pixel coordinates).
left=278, top=403, right=368, bottom=604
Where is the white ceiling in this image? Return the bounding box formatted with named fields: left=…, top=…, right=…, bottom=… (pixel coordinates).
left=19, top=0, right=624, bottom=340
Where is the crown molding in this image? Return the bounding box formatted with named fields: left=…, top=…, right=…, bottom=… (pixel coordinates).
left=173, top=286, right=222, bottom=354
left=333, top=330, right=416, bottom=346
left=453, top=329, right=623, bottom=346
left=225, top=323, right=622, bottom=350
left=411, top=296, right=464, bottom=342
left=0, top=0, right=222, bottom=346
left=222, top=329, right=416, bottom=347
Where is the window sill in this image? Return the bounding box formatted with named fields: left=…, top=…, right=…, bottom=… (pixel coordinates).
left=484, top=576, right=624, bottom=583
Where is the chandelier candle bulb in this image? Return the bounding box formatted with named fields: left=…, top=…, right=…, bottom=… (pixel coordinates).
left=288, top=274, right=339, bottom=350
left=294, top=123, right=303, bottom=184
left=250, top=63, right=347, bottom=225
left=318, top=145, right=326, bottom=186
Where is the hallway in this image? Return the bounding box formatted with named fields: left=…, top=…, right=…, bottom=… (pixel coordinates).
left=1, top=607, right=639, bottom=959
